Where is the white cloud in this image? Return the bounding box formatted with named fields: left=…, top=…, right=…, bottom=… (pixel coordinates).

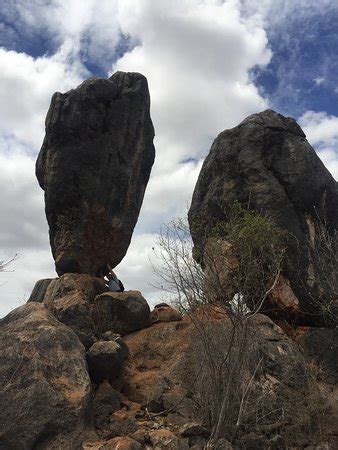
left=2, top=0, right=122, bottom=69
left=299, top=110, right=338, bottom=179
left=0, top=47, right=87, bottom=148
left=115, top=233, right=160, bottom=306
left=115, top=0, right=270, bottom=167
left=314, top=77, right=325, bottom=86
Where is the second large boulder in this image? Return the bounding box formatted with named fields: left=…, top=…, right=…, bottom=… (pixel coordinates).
left=189, top=109, right=337, bottom=324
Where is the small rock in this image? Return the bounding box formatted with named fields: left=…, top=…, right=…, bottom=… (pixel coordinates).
left=93, top=380, right=121, bottom=432
left=149, top=429, right=189, bottom=449
left=188, top=435, right=208, bottom=449
left=87, top=340, right=129, bottom=383
left=108, top=410, right=139, bottom=437
left=102, top=331, right=122, bottom=341
left=180, top=422, right=210, bottom=438
left=162, top=388, right=195, bottom=418
left=150, top=305, right=182, bottom=323
left=92, top=291, right=151, bottom=336
left=129, top=428, right=149, bottom=445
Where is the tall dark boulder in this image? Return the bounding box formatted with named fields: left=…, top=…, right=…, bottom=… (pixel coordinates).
left=36, top=71, right=155, bottom=276
left=189, top=109, right=337, bottom=324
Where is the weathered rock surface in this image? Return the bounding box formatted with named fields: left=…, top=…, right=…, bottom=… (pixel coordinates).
left=120, top=311, right=333, bottom=447
left=0, top=303, right=92, bottom=449
left=41, top=273, right=107, bottom=348
left=28, top=274, right=153, bottom=349
left=149, top=429, right=189, bottom=449
left=84, top=436, right=142, bottom=450
left=92, top=290, right=151, bottom=336
left=36, top=71, right=155, bottom=276
left=297, top=327, right=338, bottom=383
left=92, top=380, right=121, bottom=433
left=150, top=304, right=182, bottom=323
left=2, top=299, right=334, bottom=449
left=27, top=278, right=55, bottom=302
left=87, top=339, right=129, bottom=383
left=189, top=109, right=337, bottom=324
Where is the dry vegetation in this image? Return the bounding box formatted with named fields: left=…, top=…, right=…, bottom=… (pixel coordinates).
left=154, top=203, right=330, bottom=447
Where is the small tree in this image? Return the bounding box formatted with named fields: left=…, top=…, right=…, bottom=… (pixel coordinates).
left=306, top=216, right=337, bottom=327
left=154, top=202, right=286, bottom=321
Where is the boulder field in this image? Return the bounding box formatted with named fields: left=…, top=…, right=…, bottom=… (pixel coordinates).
left=36, top=72, right=155, bottom=277
left=1, top=286, right=337, bottom=449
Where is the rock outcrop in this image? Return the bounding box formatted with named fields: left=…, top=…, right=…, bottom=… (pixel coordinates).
left=0, top=303, right=92, bottom=449
left=92, top=291, right=151, bottom=336
left=36, top=71, right=155, bottom=276
left=28, top=274, right=152, bottom=350
left=189, top=109, right=337, bottom=324
left=27, top=278, right=54, bottom=303
left=3, top=290, right=336, bottom=448
left=32, top=273, right=107, bottom=349
left=150, top=303, right=182, bottom=323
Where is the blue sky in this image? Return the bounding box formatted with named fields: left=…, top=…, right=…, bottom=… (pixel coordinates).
left=255, top=3, right=338, bottom=117
left=0, top=0, right=337, bottom=316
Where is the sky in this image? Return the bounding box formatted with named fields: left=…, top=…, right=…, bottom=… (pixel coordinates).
left=0, top=0, right=337, bottom=316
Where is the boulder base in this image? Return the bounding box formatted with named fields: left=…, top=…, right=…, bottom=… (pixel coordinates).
left=0, top=303, right=92, bottom=449
left=42, top=273, right=107, bottom=348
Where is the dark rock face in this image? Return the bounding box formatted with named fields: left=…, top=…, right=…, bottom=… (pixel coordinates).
left=297, top=328, right=338, bottom=383
left=86, top=339, right=129, bottom=383
left=27, top=278, right=55, bottom=302
left=189, top=109, right=337, bottom=323
left=36, top=71, right=155, bottom=276
left=93, top=380, right=121, bottom=432
left=0, top=303, right=92, bottom=449
left=92, top=290, right=151, bottom=336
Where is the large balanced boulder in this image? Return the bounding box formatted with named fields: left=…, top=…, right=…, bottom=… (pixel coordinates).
left=0, top=303, right=92, bottom=449
left=189, top=109, right=337, bottom=324
left=36, top=71, right=155, bottom=276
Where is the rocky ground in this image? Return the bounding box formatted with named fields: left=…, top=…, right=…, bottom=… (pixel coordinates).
left=1, top=275, right=337, bottom=449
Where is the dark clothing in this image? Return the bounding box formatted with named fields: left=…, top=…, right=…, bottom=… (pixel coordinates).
left=108, top=274, right=124, bottom=292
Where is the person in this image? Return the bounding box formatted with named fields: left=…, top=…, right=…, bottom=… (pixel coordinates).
left=106, top=267, right=124, bottom=292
